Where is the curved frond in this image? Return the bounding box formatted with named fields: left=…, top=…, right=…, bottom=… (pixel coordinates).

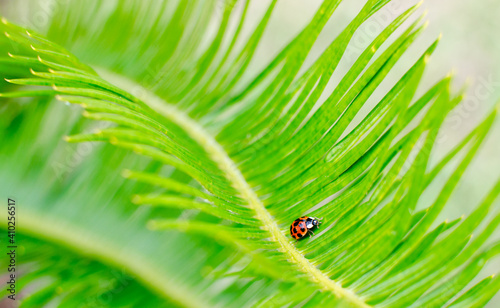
left=1, top=1, right=499, bottom=307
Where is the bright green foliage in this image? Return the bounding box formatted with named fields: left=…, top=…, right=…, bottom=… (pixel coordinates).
left=0, top=0, right=499, bottom=307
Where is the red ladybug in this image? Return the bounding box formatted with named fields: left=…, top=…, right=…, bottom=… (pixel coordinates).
left=290, top=216, right=321, bottom=240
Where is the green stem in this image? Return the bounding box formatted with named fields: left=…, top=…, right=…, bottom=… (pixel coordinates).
left=0, top=210, right=206, bottom=308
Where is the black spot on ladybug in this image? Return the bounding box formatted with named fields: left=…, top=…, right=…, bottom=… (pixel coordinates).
left=300, top=227, right=306, bottom=232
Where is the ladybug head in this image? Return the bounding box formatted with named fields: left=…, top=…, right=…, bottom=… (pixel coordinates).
left=305, top=217, right=322, bottom=229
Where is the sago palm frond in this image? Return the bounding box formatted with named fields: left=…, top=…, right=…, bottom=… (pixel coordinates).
left=0, top=0, right=499, bottom=307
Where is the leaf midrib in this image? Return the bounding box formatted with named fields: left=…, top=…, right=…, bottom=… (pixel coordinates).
left=0, top=210, right=205, bottom=308
left=101, top=70, right=371, bottom=308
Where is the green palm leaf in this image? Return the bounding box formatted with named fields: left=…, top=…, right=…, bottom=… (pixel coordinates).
left=1, top=0, right=499, bottom=307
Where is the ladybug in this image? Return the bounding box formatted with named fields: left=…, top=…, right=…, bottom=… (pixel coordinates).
left=290, top=216, right=321, bottom=240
